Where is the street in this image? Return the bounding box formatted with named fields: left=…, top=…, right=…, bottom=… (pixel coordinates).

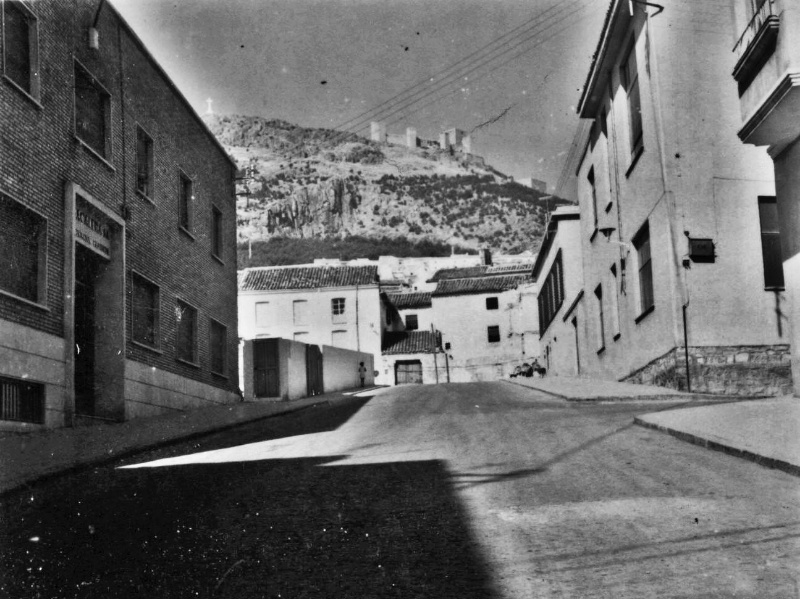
left=2, top=382, right=799, bottom=598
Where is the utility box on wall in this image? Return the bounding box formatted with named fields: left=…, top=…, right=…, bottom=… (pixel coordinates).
left=688, top=238, right=716, bottom=263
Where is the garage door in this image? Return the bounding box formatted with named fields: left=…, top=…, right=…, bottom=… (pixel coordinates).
left=395, top=360, right=423, bottom=385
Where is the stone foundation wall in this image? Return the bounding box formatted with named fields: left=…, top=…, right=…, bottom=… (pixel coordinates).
left=623, top=345, right=792, bottom=396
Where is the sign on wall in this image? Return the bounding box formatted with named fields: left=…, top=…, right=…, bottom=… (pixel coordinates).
left=75, top=201, right=111, bottom=259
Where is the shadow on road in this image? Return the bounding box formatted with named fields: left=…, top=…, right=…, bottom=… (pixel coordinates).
left=0, top=399, right=498, bottom=598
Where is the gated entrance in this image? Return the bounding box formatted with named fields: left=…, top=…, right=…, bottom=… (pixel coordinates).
left=306, top=344, right=323, bottom=396
left=395, top=360, right=423, bottom=385
left=253, top=339, right=280, bottom=397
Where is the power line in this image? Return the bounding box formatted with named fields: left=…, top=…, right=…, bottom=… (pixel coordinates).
left=328, top=0, right=599, bottom=144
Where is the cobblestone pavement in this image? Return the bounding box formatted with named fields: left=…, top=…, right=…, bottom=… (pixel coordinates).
left=1, top=383, right=799, bottom=598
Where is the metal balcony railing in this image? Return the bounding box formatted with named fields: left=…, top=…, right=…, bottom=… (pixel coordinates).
left=734, top=0, right=777, bottom=62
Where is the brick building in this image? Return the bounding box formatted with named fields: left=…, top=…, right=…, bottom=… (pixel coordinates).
left=1, top=0, right=240, bottom=430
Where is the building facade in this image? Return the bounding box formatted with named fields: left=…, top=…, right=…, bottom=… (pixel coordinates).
left=569, top=0, right=790, bottom=395
left=532, top=207, right=584, bottom=376
left=0, top=0, right=240, bottom=430
left=730, top=0, right=800, bottom=393
left=430, top=271, right=538, bottom=382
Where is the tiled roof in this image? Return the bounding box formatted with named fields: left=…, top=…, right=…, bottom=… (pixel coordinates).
left=239, top=265, right=378, bottom=291
left=382, top=331, right=441, bottom=355
left=386, top=292, right=432, bottom=310
left=432, top=274, right=530, bottom=297
left=428, top=263, right=532, bottom=282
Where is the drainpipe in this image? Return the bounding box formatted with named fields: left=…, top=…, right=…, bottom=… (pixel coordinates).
left=355, top=284, right=360, bottom=352
left=643, top=4, right=690, bottom=391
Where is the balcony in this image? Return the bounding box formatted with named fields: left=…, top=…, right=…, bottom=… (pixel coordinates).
left=733, top=0, right=780, bottom=92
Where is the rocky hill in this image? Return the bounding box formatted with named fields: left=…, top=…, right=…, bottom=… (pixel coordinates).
left=204, top=114, right=571, bottom=263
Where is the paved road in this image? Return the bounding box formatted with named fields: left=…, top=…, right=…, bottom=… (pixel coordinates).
left=1, top=383, right=799, bottom=598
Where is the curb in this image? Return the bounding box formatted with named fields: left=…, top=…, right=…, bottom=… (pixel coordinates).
left=0, top=399, right=330, bottom=499
left=633, top=416, right=800, bottom=478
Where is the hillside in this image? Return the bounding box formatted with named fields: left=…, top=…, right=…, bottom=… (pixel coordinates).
left=204, top=114, right=571, bottom=265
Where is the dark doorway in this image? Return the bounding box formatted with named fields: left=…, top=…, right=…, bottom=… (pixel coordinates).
left=254, top=339, right=280, bottom=398
left=395, top=360, right=423, bottom=385
left=74, top=245, right=101, bottom=416
left=306, top=344, right=323, bottom=396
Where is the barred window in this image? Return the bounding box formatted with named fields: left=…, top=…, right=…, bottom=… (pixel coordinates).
left=633, top=222, right=654, bottom=315
left=210, top=319, right=226, bottom=375
left=1, top=375, right=43, bottom=424
left=2, top=1, right=39, bottom=98
left=758, top=196, right=784, bottom=289
left=211, top=205, right=223, bottom=258
left=331, top=297, right=346, bottom=323
left=176, top=300, right=197, bottom=363
left=621, top=39, right=643, bottom=157
left=537, top=251, right=565, bottom=335
left=178, top=172, right=192, bottom=231
left=131, top=273, right=159, bottom=346
left=0, top=194, right=46, bottom=304
left=75, top=63, right=110, bottom=158
left=136, top=127, right=154, bottom=198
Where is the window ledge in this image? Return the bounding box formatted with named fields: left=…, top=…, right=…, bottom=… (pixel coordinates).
left=179, top=226, right=196, bottom=241
left=136, top=189, right=156, bottom=206
left=764, top=286, right=785, bottom=292
left=131, top=340, right=163, bottom=354
left=605, top=201, right=613, bottom=213
left=613, top=332, right=621, bottom=342
left=75, top=137, right=115, bottom=172
left=211, top=253, right=225, bottom=266
left=0, top=289, right=48, bottom=311
left=634, top=304, right=655, bottom=324
left=2, top=75, right=42, bottom=109
left=590, top=227, right=599, bottom=242
left=211, top=370, right=228, bottom=379
left=625, top=146, right=644, bottom=178
left=596, top=346, right=606, bottom=355
left=177, top=357, right=200, bottom=368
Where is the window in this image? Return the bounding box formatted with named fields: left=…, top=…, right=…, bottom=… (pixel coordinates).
left=405, top=314, right=418, bottom=330
left=487, top=325, right=501, bottom=343
left=210, top=319, right=227, bottom=375
left=74, top=63, right=110, bottom=158
left=758, top=196, right=784, bottom=289
left=633, top=222, right=654, bottom=315
left=588, top=167, right=598, bottom=230
left=131, top=273, right=159, bottom=347
left=594, top=284, right=605, bottom=351
left=255, top=301, right=270, bottom=325
left=331, top=330, right=347, bottom=347
left=2, top=0, right=38, bottom=98
left=178, top=172, right=192, bottom=231
left=745, top=0, right=768, bottom=19
left=486, top=297, right=499, bottom=310
left=293, top=299, right=308, bottom=325
left=1, top=375, right=43, bottom=424
left=176, top=300, right=197, bottom=364
left=610, top=264, right=621, bottom=338
left=537, top=251, right=565, bottom=334
left=331, top=297, right=346, bottom=324
left=621, top=39, right=643, bottom=157
left=136, top=127, right=154, bottom=199
left=211, top=205, right=223, bottom=259
left=0, top=194, right=46, bottom=304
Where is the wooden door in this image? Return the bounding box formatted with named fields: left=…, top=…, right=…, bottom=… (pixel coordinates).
left=254, top=339, right=280, bottom=397
left=395, top=360, right=423, bottom=385
left=306, top=344, right=323, bottom=396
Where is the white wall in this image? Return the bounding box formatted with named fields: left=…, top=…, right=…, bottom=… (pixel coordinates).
left=433, top=285, right=536, bottom=380
left=322, top=345, right=374, bottom=390
left=239, top=285, right=382, bottom=359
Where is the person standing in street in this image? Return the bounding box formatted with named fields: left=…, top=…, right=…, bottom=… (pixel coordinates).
left=358, top=362, right=367, bottom=387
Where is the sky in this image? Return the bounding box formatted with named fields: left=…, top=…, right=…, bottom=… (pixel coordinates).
left=112, top=0, right=608, bottom=191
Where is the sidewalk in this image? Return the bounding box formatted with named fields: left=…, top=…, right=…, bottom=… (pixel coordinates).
left=505, top=374, right=695, bottom=400
left=0, top=390, right=367, bottom=496
left=506, top=374, right=800, bottom=477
